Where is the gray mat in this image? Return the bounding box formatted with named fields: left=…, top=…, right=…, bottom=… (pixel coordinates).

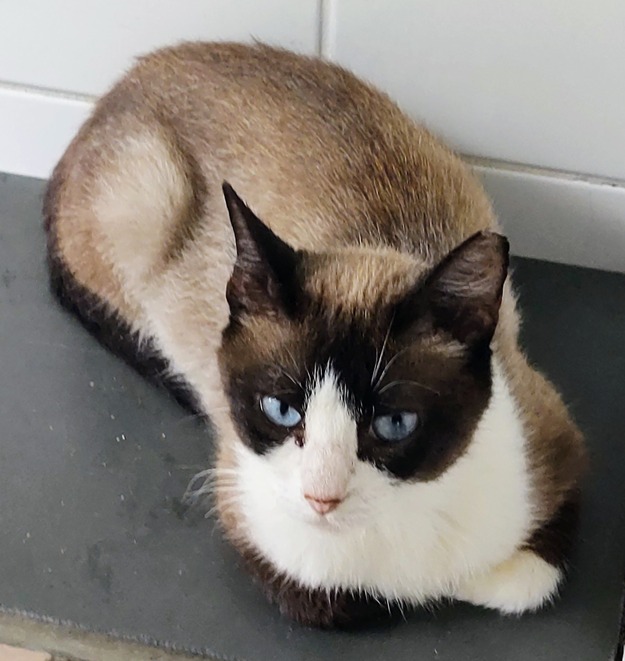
left=1, top=172, right=624, bottom=660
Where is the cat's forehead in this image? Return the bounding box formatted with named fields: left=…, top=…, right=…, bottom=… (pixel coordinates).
left=220, top=248, right=461, bottom=382
left=301, top=247, right=426, bottom=315
left=224, top=300, right=463, bottom=388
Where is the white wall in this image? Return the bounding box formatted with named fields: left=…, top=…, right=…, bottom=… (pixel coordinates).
left=324, top=0, right=625, bottom=273
left=0, top=0, right=320, bottom=180
left=1, top=0, right=623, bottom=272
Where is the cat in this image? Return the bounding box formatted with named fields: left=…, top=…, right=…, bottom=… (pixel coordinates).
left=44, top=42, right=586, bottom=627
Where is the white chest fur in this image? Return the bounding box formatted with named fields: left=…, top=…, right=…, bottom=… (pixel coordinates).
left=231, top=363, right=533, bottom=604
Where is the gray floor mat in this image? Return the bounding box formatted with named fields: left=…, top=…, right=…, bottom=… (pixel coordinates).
left=1, top=172, right=624, bottom=660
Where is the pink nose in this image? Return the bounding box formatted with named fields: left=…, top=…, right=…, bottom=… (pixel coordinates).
left=304, top=494, right=343, bottom=515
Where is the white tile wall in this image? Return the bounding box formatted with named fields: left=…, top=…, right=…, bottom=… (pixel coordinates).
left=0, top=0, right=320, bottom=178
left=0, top=0, right=320, bottom=97
left=326, top=0, right=625, bottom=182
left=0, top=0, right=623, bottom=272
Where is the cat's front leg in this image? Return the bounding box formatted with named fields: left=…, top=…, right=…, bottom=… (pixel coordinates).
left=454, top=496, right=578, bottom=614
left=454, top=549, right=562, bottom=614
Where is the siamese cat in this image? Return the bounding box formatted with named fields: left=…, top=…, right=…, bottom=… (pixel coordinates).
left=44, top=42, right=585, bottom=627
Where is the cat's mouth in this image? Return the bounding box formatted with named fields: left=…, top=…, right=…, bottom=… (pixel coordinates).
left=295, top=498, right=370, bottom=532
left=306, top=512, right=343, bottom=530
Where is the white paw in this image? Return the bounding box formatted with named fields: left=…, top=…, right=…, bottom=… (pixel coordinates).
left=454, top=550, right=563, bottom=614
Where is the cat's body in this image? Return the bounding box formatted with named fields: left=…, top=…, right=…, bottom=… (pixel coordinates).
left=44, top=42, right=585, bottom=627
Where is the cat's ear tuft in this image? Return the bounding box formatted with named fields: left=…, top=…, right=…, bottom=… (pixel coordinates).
left=399, top=231, right=509, bottom=346
left=223, top=182, right=300, bottom=318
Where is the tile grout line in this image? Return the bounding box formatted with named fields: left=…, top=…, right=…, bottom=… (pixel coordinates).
left=466, top=154, right=625, bottom=189
left=1, top=65, right=624, bottom=190
left=0, top=79, right=95, bottom=104
left=316, top=0, right=324, bottom=57
left=317, top=0, right=333, bottom=59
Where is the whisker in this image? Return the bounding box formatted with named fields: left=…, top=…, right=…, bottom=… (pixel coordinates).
left=185, top=485, right=240, bottom=506
left=185, top=478, right=238, bottom=494
left=371, top=313, right=395, bottom=385
left=168, top=412, right=211, bottom=428
left=373, top=345, right=411, bottom=391
left=203, top=496, right=242, bottom=519
left=176, top=463, right=211, bottom=470
left=283, top=346, right=299, bottom=372
left=202, top=467, right=240, bottom=475
left=277, top=367, right=303, bottom=391
left=377, top=379, right=440, bottom=396
left=191, top=480, right=240, bottom=492
left=183, top=467, right=240, bottom=492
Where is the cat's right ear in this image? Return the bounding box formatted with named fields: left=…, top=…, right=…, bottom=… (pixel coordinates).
left=395, top=231, right=509, bottom=347
left=223, top=182, right=300, bottom=318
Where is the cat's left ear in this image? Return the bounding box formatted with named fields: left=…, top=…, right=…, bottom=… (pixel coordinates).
left=223, top=182, right=300, bottom=318
left=397, top=231, right=509, bottom=346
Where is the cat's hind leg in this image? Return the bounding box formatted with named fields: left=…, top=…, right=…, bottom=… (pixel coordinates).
left=44, top=119, right=204, bottom=411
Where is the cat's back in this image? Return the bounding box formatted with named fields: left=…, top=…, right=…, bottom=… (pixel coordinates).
left=65, top=42, right=495, bottom=257
left=46, top=42, right=500, bottom=337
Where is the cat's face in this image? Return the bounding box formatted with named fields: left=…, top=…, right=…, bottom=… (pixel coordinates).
left=217, top=184, right=508, bottom=529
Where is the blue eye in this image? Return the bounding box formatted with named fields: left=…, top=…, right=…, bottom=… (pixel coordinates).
left=372, top=412, right=418, bottom=441
left=260, top=396, right=302, bottom=427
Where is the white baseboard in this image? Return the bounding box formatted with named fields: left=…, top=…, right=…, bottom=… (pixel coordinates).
left=0, top=85, right=92, bottom=180
left=474, top=161, right=625, bottom=273
left=1, top=85, right=623, bottom=273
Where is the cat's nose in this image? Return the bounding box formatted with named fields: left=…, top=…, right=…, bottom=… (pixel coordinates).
left=304, top=494, right=343, bottom=515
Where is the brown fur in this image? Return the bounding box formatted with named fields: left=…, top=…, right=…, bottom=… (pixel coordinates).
left=43, top=41, right=586, bottom=624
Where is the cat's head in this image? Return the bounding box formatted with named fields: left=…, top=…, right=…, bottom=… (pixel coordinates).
left=217, top=183, right=508, bottom=528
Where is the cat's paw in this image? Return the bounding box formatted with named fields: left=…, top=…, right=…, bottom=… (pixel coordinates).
left=454, top=549, right=562, bottom=614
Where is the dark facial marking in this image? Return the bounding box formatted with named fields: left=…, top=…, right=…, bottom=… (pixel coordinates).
left=220, top=230, right=507, bottom=477
left=321, top=322, right=492, bottom=482
left=223, top=361, right=306, bottom=455
left=220, top=301, right=494, bottom=479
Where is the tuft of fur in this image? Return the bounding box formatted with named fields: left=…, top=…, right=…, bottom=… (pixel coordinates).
left=44, top=42, right=586, bottom=627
